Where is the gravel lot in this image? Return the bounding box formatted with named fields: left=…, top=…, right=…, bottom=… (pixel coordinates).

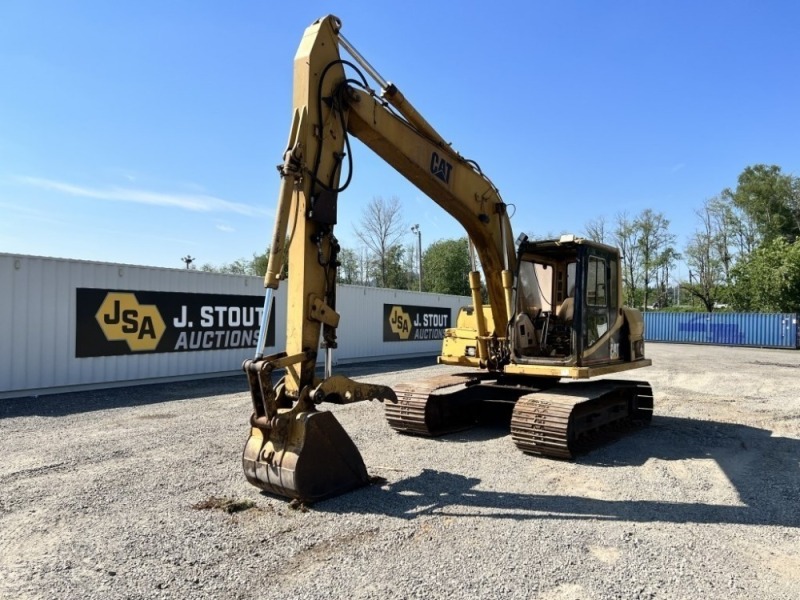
left=1, top=343, right=799, bottom=600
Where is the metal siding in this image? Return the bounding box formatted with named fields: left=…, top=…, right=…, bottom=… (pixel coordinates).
left=332, top=285, right=470, bottom=363
left=644, top=312, right=798, bottom=349
left=0, top=256, right=17, bottom=389
left=0, top=254, right=269, bottom=396
left=0, top=254, right=472, bottom=397
left=54, top=257, right=73, bottom=388
left=18, top=257, right=36, bottom=389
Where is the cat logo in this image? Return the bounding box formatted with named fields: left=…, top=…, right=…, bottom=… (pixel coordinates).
left=388, top=305, right=412, bottom=340
left=95, top=292, right=166, bottom=351
left=430, top=151, right=453, bottom=184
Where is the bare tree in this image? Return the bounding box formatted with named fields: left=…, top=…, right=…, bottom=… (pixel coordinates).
left=583, top=216, right=608, bottom=244
left=358, top=246, right=371, bottom=286
left=683, top=199, right=730, bottom=311
left=355, top=196, right=406, bottom=288
left=612, top=212, right=642, bottom=306
left=706, top=196, right=736, bottom=281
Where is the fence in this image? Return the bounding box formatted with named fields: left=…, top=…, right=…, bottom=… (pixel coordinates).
left=643, top=312, right=798, bottom=349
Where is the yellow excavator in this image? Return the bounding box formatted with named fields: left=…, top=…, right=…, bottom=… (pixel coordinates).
left=242, top=15, right=653, bottom=503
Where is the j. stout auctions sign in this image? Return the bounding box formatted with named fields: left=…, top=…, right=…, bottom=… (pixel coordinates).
left=383, top=304, right=451, bottom=342
left=75, top=288, right=275, bottom=357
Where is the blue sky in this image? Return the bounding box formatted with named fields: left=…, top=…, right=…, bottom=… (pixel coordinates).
left=2, top=1, right=798, bottom=274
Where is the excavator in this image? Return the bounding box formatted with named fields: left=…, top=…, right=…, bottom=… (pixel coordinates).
left=242, top=15, right=653, bottom=503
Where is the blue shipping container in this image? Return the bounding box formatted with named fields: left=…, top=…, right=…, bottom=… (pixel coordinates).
left=643, top=312, right=798, bottom=349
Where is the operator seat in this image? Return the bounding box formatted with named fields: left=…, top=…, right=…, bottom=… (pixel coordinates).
left=557, top=297, right=574, bottom=323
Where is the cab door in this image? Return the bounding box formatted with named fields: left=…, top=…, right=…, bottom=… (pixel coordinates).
left=581, top=247, right=617, bottom=363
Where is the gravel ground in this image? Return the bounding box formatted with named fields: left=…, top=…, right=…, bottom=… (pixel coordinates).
left=1, top=343, right=799, bottom=600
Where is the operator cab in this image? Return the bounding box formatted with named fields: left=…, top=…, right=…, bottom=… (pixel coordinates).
left=511, top=235, right=624, bottom=366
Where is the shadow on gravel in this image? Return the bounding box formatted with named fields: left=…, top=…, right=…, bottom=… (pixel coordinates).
left=0, top=376, right=248, bottom=418
left=0, top=356, right=438, bottom=419
left=318, top=416, right=800, bottom=528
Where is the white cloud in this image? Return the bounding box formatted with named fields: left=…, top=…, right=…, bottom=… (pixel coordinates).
left=16, top=176, right=269, bottom=217
left=216, top=223, right=236, bottom=233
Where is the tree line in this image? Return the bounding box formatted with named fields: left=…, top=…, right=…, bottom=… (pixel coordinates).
left=584, top=164, right=800, bottom=312
left=198, top=163, right=800, bottom=313
left=200, top=195, right=474, bottom=297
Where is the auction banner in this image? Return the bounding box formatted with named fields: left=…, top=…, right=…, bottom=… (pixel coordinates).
left=383, top=304, right=451, bottom=342
left=75, top=288, right=275, bottom=357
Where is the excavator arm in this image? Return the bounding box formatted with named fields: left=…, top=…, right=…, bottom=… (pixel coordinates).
left=242, top=15, right=519, bottom=502
left=261, top=15, right=516, bottom=388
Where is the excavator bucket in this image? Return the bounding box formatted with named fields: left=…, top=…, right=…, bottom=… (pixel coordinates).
left=242, top=358, right=398, bottom=503
left=242, top=409, right=369, bottom=503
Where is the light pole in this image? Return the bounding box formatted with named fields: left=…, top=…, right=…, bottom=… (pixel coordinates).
left=411, top=224, right=422, bottom=292
left=181, top=255, right=195, bottom=269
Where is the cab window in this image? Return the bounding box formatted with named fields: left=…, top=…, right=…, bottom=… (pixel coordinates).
left=518, top=260, right=553, bottom=312
left=586, top=257, right=607, bottom=306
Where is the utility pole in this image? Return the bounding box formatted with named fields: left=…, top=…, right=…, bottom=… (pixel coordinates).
left=181, top=255, right=195, bottom=269
left=411, top=224, right=422, bottom=291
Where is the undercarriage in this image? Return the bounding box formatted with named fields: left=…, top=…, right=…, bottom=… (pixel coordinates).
left=386, top=372, right=653, bottom=459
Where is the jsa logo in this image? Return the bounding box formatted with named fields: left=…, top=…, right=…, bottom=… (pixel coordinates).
left=96, top=292, right=166, bottom=351
left=388, top=306, right=412, bottom=340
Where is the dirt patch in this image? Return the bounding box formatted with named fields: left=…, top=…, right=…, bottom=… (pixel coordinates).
left=192, top=496, right=256, bottom=514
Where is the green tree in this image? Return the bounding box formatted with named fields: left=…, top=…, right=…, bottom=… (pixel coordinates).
left=383, top=244, right=410, bottom=289
left=729, top=238, right=800, bottom=312
left=724, top=164, right=800, bottom=244
left=654, top=246, right=681, bottom=308
left=635, top=209, right=676, bottom=310
left=198, top=249, right=274, bottom=276
left=422, top=237, right=471, bottom=296
left=403, top=242, right=420, bottom=290
left=228, top=258, right=250, bottom=274
left=337, top=247, right=360, bottom=284
left=609, top=210, right=677, bottom=309
left=250, top=249, right=269, bottom=277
